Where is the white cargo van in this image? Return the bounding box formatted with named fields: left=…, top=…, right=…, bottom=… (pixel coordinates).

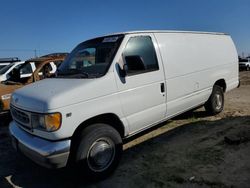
left=9, top=30, right=239, bottom=179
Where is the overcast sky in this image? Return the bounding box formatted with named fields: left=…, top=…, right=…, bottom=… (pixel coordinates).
left=0, top=0, right=250, bottom=60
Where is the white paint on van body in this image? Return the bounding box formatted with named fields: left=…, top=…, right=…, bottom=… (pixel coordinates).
left=11, top=31, right=239, bottom=140
left=154, top=32, right=238, bottom=117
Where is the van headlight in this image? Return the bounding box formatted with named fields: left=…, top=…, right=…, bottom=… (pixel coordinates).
left=31, top=113, right=62, bottom=132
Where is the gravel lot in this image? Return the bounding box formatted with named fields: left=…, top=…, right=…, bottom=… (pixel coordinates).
left=0, top=71, right=250, bottom=188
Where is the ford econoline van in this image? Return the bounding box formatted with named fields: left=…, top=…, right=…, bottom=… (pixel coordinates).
left=9, top=31, right=239, bottom=179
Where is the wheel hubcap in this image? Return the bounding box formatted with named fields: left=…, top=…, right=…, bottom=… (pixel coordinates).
left=87, top=138, right=115, bottom=172
left=215, top=94, right=222, bottom=110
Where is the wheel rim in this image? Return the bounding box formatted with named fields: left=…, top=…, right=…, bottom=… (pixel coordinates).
left=87, top=138, right=115, bottom=172
left=215, top=93, right=222, bottom=110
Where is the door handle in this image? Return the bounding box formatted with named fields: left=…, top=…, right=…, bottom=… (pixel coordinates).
left=160, top=83, right=165, bottom=93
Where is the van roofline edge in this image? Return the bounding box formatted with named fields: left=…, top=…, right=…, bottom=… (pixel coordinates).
left=106, top=30, right=229, bottom=37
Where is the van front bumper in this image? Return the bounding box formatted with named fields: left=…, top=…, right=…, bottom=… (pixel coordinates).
left=9, top=121, right=71, bottom=168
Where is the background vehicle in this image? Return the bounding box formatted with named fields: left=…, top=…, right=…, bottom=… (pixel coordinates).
left=0, top=57, right=21, bottom=73
left=239, top=57, right=250, bottom=71
left=9, top=31, right=238, bottom=179
left=0, top=61, right=28, bottom=82
left=0, top=53, right=67, bottom=111
left=0, top=63, right=9, bottom=70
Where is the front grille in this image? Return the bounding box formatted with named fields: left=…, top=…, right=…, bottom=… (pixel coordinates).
left=10, top=106, right=31, bottom=129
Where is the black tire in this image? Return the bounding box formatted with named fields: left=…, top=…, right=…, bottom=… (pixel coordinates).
left=247, top=65, right=250, bottom=71
left=74, top=123, right=122, bottom=180
left=204, top=85, right=224, bottom=115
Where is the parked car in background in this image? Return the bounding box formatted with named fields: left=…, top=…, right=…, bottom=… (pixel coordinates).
left=40, top=53, right=68, bottom=68
left=0, top=53, right=67, bottom=111
left=0, top=61, right=28, bottom=82
left=9, top=30, right=238, bottom=179
left=0, top=63, right=9, bottom=70
left=0, top=57, right=21, bottom=71
left=239, top=57, right=250, bottom=71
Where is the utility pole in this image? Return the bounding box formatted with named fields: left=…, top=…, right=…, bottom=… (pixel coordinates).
left=34, top=49, right=37, bottom=58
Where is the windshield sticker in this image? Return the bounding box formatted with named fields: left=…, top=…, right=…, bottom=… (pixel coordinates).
left=103, top=36, right=119, bottom=43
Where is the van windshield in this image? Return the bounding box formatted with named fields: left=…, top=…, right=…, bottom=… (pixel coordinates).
left=57, top=35, right=124, bottom=78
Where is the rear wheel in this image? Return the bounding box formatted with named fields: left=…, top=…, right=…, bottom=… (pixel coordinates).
left=205, top=85, right=224, bottom=115
left=247, top=65, right=250, bottom=71
left=74, top=123, right=122, bottom=180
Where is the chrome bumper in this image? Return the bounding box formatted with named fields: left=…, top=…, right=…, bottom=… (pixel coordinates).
left=9, top=121, right=71, bottom=168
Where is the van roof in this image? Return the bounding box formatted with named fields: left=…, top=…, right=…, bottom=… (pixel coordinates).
left=107, top=30, right=228, bottom=36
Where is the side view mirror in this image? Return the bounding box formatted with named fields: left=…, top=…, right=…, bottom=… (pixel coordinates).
left=118, top=55, right=145, bottom=77
left=123, top=63, right=128, bottom=72
left=125, top=55, right=145, bottom=72
left=117, top=55, right=126, bottom=77
left=118, top=63, right=127, bottom=77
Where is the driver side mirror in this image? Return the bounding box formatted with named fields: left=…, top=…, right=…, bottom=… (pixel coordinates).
left=118, top=55, right=145, bottom=77
left=125, top=55, right=145, bottom=72
left=118, top=63, right=127, bottom=77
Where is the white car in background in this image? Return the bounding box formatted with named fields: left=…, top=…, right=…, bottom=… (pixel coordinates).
left=0, top=54, right=66, bottom=82
left=239, top=57, right=250, bottom=71
left=0, top=57, right=21, bottom=70
left=0, top=63, right=9, bottom=70
left=0, top=61, right=59, bottom=82
left=0, top=61, right=35, bottom=82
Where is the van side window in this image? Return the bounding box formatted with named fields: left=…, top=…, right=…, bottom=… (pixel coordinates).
left=123, top=36, right=159, bottom=75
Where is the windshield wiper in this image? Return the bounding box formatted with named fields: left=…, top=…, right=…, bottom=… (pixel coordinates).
left=88, top=73, right=103, bottom=78
left=56, top=70, right=89, bottom=78
left=73, top=72, right=89, bottom=78
left=56, top=70, right=104, bottom=79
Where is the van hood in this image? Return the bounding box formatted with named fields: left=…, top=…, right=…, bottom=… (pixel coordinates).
left=11, top=75, right=116, bottom=112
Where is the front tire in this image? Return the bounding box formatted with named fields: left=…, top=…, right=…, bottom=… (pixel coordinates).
left=74, top=123, right=122, bottom=180
left=205, top=85, right=224, bottom=115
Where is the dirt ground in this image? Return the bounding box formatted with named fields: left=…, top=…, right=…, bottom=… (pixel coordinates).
left=0, top=72, right=250, bottom=188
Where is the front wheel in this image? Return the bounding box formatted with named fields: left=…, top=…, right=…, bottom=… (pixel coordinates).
left=205, top=85, right=224, bottom=115
left=74, top=123, right=122, bottom=180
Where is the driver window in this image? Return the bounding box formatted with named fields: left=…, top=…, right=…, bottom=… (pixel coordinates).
left=123, top=36, right=159, bottom=75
